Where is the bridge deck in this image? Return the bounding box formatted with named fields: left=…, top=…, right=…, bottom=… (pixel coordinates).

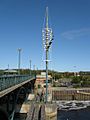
left=0, top=77, right=35, bottom=98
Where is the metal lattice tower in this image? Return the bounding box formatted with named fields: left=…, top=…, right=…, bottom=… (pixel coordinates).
left=42, top=7, right=53, bottom=102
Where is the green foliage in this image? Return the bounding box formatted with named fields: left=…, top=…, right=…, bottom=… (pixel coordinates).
left=71, top=76, right=90, bottom=87
left=0, top=70, right=4, bottom=75
left=81, top=79, right=90, bottom=87
left=71, top=76, right=81, bottom=84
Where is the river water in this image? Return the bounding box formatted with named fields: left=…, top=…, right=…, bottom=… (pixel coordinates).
left=57, top=101, right=90, bottom=120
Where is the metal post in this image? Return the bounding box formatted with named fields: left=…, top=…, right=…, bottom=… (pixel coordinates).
left=33, top=65, right=36, bottom=76
left=42, top=7, right=53, bottom=103
left=46, top=7, right=48, bottom=102
left=30, top=60, right=31, bottom=76
left=46, top=49, right=48, bottom=102
left=18, top=48, right=22, bottom=75
left=45, top=7, right=49, bottom=103
left=33, top=64, right=35, bottom=70
left=8, top=64, right=9, bottom=75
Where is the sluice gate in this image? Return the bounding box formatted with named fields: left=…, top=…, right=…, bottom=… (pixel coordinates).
left=26, top=104, right=46, bottom=120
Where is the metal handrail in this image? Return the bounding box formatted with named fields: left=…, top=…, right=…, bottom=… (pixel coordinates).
left=0, top=75, right=36, bottom=91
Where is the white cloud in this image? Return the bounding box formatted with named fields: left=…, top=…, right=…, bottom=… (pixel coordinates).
left=61, top=28, right=90, bottom=40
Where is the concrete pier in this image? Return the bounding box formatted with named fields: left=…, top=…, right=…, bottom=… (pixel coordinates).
left=16, top=102, right=57, bottom=120
left=45, top=103, right=57, bottom=120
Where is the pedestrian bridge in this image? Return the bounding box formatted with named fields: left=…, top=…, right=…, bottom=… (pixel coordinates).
left=0, top=75, right=36, bottom=97
left=0, top=75, right=36, bottom=120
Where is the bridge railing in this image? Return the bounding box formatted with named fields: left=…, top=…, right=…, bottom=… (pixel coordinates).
left=0, top=75, right=36, bottom=91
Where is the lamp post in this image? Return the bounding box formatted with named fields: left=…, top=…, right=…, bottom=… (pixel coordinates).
left=8, top=64, right=9, bottom=75
left=29, top=60, right=31, bottom=76
left=18, top=48, right=22, bottom=75
left=42, top=7, right=53, bottom=102
left=33, top=64, right=36, bottom=75
left=73, top=66, right=76, bottom=76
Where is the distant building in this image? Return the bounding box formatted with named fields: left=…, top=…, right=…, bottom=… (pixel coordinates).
left=35, top=72, right=52, bottom=95
left=4, top=69, right=18, bottom=75
left=59, top=78, right=72, bottom=87
left=35, top=72, right=52, bottom=88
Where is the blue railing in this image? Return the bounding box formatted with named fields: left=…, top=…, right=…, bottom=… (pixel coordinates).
left=0, top=75, right=35, bottom=91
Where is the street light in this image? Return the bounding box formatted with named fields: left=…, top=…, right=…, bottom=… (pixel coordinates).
left=42, top=7, right=54, bottom=102
left=18, top=48, right=22, bottom=75
left=73, top=66, right=76, bottom=76
left=29, top=60, right=31, bottom=76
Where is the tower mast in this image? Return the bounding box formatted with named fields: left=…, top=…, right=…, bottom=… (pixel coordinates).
left=42, top=7, right=53, bottom=103
left=46, top=7, right=49, bottom=103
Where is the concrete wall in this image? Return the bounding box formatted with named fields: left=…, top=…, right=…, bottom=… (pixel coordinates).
left=52, top=89, right=90, bottom=101
left=45, top=103, right=57, bottom=120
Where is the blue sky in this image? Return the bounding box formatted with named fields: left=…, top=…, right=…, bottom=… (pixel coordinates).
left=0, top=0, right=90, bottom=72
